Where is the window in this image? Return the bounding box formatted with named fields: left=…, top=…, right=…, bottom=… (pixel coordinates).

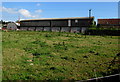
left=75, top=20, right=78, bottom=23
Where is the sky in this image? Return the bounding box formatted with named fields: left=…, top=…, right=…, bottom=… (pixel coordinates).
left=0, top=2, right=119, bottom=22
left=1, top=0, right=120, bottom=2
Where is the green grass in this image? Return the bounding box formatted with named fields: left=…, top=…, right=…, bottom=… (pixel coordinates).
left=2, top=31, right=120, bottom=80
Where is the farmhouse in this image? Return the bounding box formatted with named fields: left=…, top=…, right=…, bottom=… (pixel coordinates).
left=97, top=19, right=120, bottom=28
left=19, top=17, right=94, bottom=33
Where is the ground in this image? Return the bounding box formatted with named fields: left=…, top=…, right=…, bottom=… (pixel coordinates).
left=2, top=31, right=120, bottom=80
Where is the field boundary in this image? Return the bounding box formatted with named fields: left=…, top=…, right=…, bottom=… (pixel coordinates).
left=79, top=74, right=120, bottom=82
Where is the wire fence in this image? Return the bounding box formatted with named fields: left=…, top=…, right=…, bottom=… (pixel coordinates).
left=79, top=53, right=120, bottom=82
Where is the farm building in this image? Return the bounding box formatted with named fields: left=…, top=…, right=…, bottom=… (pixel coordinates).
left=7, top=22, right=20, bottom=30
left=20, top=17, right=94, bottom=33
left=97, top=19, right=120, bottom=28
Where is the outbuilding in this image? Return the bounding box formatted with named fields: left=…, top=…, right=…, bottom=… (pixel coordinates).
left=97, top=19, right=120, bottom=28
left=20, top=17, right=94, bottom=33
left=7, top=22, right=20, bottom=30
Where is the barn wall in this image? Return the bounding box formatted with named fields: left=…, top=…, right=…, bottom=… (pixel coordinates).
left=79, top=19, right=92, bottom=27
left=20, top=27, right=28, bottom=30
left=20, top=17, right=94, bottom=33
left=61, top=27, right=70, bottom=32
left=36, top=27, right=43, bottom=31
left=51, top=20, right=68, bottom=27
left=20, top=21, right=50, bottom=27
left=52, top=27, right=60, bottom=32
left=71, top=27, right=81, bottom=33
left=71, top=20, right=79, bottom=27
left=44, top=27, right=51, bottom=31
left=21, top=19, right=93, bottom=27
left=28, top=27, right=35, bottom=31
left=71, top=19, right=93, bottom=27
left=81, top=27, right=88, bottom=33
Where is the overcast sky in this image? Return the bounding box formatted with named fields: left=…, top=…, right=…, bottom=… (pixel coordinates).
left=0, top=2, right=119, bottom=22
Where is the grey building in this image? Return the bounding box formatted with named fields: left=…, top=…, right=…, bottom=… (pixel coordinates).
left=20, top=17, right=94, bottom=33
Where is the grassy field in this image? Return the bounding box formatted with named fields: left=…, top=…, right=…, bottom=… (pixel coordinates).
left=2, top=31, right=120, bottom=80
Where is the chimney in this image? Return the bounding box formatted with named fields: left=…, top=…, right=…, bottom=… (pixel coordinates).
left=89, top=9, right=92, bottom=17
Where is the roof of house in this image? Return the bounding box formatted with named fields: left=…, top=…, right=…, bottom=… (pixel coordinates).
left=20, top=16, right=94, bottom=22
left=98, top=19, right=120, bottom=25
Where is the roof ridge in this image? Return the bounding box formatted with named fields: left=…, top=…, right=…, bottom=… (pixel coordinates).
left=20, top=16, right=94, bottom=21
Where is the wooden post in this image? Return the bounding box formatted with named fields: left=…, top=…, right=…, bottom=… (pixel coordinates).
left=60, top=27, right=62, bottom=32
left=35, top=27, right=36, bottom=31
left=42, top=27, right=44, bottom=31
left=69, top=27, right=71, bottom=33
left=27, top=27, right=29, bottom=31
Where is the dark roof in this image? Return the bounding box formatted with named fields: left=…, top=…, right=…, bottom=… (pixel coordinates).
left=20, top=17, right=94, bottom=22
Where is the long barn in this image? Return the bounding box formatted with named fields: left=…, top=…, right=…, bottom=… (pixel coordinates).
left=20, top=17, right=94, bottom=33
left=97, top=19, right=120, bottom=28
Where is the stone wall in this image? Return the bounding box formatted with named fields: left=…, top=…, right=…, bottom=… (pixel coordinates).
left=19, top=26, right=88, bottom=33
left=71, top=27, right=81, bottom=33
left=44, top=27, right=51, bottom=31
left=61, top=27, right=70, bottom=32
left=52, top=27, right=60, bottom=32
left=20, top=27, right=28, bottom=30
left=36, top=27, right=43, bottom=31
left=28, top=27, right=35, bottom=31
left=81, top=27, right=88, bottom=33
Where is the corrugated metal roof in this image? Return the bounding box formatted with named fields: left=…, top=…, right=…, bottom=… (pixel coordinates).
left=20, top=16, right=94, bottom=21
left=98, top=19, right=120, bottom=25
left=98, top=18, right=120, bottom=20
